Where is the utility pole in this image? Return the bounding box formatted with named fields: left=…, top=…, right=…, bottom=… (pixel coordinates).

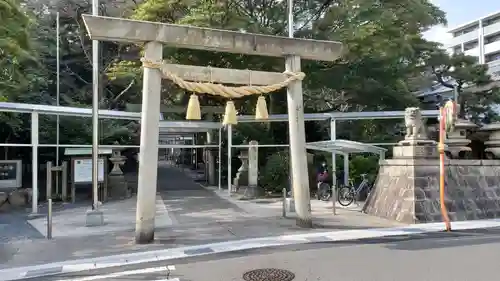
left=56, top=11, right=60, bottom=196
left=86, top=0, right=105, bottom=226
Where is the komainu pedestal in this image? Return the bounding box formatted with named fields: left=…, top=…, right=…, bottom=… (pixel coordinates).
left=363, top=107, right=500, bottom=223
left=364, top=159, right=500, bottom=223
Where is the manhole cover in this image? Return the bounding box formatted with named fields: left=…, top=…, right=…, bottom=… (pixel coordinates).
left=243, top=268, right=295, bottom=281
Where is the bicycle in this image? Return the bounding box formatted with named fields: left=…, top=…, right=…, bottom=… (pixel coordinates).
left=315, top=170, right=331, bottom=201
left=316, top=181, right=332, bottom=201
left=337, top=173, right=372, bottom=207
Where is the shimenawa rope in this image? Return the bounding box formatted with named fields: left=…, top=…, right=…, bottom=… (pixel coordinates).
left=140, top=58, right=305, bottom=98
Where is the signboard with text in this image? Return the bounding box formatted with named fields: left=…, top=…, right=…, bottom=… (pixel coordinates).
left=73, top=158, right=105, bottom=183
left=0, top=160, right=22, bottom=190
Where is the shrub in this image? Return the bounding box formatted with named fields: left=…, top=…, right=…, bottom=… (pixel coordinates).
left=259, top=151, right=290, bottom=193
left=349, top=154, right=379, bottom=183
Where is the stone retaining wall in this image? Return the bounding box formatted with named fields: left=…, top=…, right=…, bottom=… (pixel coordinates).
left=363, top=159, right=500, bottom=223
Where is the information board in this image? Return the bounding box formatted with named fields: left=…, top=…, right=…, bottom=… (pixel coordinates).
left=73, top=158, right=105, bottom=183
left=0, top=160, right=22, bottom=189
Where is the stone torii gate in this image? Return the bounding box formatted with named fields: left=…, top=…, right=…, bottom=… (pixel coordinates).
left=82, top=15, right=343, bottom=244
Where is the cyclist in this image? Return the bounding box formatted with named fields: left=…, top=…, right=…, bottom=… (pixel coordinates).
left=316, top=162, right=329, bottom=182
left=316, top=162, right=330, bottom=200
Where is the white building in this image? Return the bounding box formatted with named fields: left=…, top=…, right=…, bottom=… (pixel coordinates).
left=418, top=10, right=500, bottom=102
left=448, top=10, right=500, bottom=67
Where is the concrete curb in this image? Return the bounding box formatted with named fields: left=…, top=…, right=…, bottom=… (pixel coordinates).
left=2, top=219, right=500, bottom=281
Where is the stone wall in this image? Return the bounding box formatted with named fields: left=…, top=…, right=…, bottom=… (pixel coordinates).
left=363, top=159, right=500, bottom=224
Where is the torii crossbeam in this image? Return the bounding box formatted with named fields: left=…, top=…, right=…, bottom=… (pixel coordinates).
left=82, top=15, right=343, bottom=243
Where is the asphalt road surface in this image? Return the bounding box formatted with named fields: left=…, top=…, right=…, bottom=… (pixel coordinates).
left=23, top=228, right=500, bottom=281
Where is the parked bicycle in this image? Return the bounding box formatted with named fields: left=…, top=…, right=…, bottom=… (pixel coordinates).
left=337, top=173, right=372, bottom=207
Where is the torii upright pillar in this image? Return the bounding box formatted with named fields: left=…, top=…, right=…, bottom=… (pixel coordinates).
left=82, top=15, right=343, bottom=243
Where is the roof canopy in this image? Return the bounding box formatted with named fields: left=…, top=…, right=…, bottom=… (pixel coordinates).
left=0, top=102, right=222, bottom=133
left=306, top=139, right=387, bottom=154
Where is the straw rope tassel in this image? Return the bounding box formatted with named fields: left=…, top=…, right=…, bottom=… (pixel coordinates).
left=255, top=96, right=269, bottom=120
left=223, top=101, right=237, bottom=125
left=186, top=94, right=201, bottom=120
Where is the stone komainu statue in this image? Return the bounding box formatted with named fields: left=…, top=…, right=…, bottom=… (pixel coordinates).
left=404, top=107, right=426, bottom=139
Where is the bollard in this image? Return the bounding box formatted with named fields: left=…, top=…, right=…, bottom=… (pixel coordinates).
left=61, top=161, right=68, bottom=201
left=332, top=185, right=336, bottom=215
left=46, top=161, right=52, bottom=200
left=47, top=198, right=53, bottom=239
left=282, top=187, right=287, bottom=218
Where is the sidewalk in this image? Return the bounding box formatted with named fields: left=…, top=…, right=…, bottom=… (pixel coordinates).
left=5, top=219, right=500, bottom=281
left=199, top=184, right=401, bottom=228
left=1, top=206, right=403, bottom=270
left=0, top=166, right=402, bottom=270
left=5, top=166, right=500, bottom=280
left=0, top=214, right=367, bottom=269
left=26, top=195, right=174, bottom=238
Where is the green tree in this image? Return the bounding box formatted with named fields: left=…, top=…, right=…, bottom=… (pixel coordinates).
left=14, top=0, right=142, bottom=147
left=0, top=0, right=48, bottom=158
left=111, top=0, right=449, bottom=189
left=114, top=0, right=446, bottom=143
left=0, top=0, right=37, bottom=95
left=305, top=0, right=446, bottom=141
left=423, top=46, right=499, bottom=123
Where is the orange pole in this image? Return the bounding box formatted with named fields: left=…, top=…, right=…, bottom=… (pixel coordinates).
left=439, top=107, right=452, bottom=231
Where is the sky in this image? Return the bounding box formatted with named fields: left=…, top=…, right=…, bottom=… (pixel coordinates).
left=423, top=0, right=500, bottom=44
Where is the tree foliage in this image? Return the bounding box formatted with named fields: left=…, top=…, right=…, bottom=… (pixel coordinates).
left=0, top=0, right=46, bottom=155
left=2, top=0, right=459, bottom=167
left=423, top=44, right=500, bottom=123
left=0, top=0, right=37, bottom=95
left=0, top=0, right=143, bottom=157
left=110, top=0, right=447, bottom=144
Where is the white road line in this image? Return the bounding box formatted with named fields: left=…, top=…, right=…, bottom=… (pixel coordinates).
left=154, top=279, right=180, bottom=281
left=54, top=266, right=174, bottom=281
left=3, top=218, right=500, bottom=281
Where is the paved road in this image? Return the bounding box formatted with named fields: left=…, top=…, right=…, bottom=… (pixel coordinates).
left=156, top=166, right=250, bottom=226
left=24, top=227, right=500, bottom=281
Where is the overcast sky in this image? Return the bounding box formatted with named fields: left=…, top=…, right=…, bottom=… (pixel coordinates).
left=423, top=0, right=500, bottom=44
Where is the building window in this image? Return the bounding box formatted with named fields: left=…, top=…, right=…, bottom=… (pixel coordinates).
left=452, top=24, right=479, bottom=37
left=485, top=33, right=500, bottom=44
left=485, top=51, right=500, bottom=63
left=452, top=46, right=462, bottom=54
left=464, top=40, right=478, bottom=51
left=493, top=71, right=500, bottom=79
left=484, top=15, right=500, bottom=27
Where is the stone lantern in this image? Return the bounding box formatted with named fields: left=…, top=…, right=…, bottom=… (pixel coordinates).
left=445, top=118, right=478, bottom=159
left=110, top=148, right=126, bottom=175
left=232, top=150, right=249, bottom=192
left=481, top=122, right=500, bottom=159
left=108, top=143, right=130, bottom=198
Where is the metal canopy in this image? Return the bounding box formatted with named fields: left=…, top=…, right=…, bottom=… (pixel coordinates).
left=159, top=121, right=220, bottom=132
left=238, top=113, right=330, bottom=122
left=0, top=102, right=439, bottom=128
left=159, top=133, right=194, bottom=140
left=0, top=102, right=222, bottom=131
left=0, top=102, right=142, bottom=120
left=237, top=109, right=440, bottom=122
left=327, top=110, right=440, bottom=120
left=305, top=139, right=387, bottom=154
